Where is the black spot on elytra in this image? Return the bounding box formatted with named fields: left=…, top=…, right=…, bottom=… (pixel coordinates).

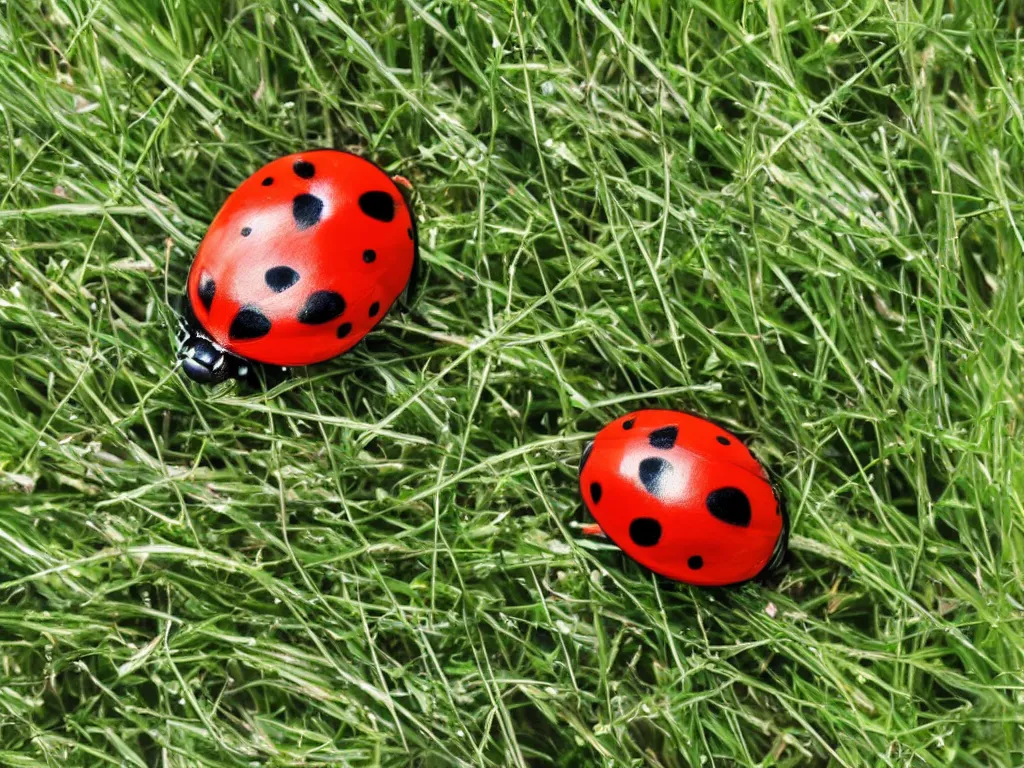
left=716, top=436, right=731, bottom=446
left=629, top=518, right=661, bottom=547
left=229, top=305, right=271, bottom=340
left=197, top=273, right=215, bottom=311
left=638, top=457, right=669, bottom=496
left=648, top=426, right=678, bottom=450
left=363, top=249, right=376, bottom=263
left=590, top=482, right=602, bottom=504
left=336, top=322, right=352, bottom=338
left=688, top=555, right=703, bottom=570
left=368, top=301, right=380, bottom=317
left=298, top=291, right=345, bottom=324
left=407, top=227, right=413, bottom=239
left=623, top=418, right=635, bottom=430
left=241, top=226, right=252, bottom=237
left=265, top=266, right=299, bottom=293
left=292, top=193, right=324, bottom=230
left=293, top=160, right=315, bottom=179
left=261, top=176, right=274, bottom=186
left=706, top=487, right=752, bottom=527
left=358, top=191, right=395, bottom=222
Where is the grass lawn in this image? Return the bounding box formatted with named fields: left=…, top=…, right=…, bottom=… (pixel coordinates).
left=2, top=1, right=1023, bottom=765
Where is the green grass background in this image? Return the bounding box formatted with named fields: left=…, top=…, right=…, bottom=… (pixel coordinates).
left=2, top=1, right=1023, bottom=765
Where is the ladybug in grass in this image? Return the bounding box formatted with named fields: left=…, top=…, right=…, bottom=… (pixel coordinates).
left=178, top=150, right=418, bottom=383
left=578, top=409, right=787, bottom=586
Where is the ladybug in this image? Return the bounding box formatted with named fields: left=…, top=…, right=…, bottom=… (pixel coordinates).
left=178, top=150, right=418, bottom=383
left=578, top=409, right=787, bottom=586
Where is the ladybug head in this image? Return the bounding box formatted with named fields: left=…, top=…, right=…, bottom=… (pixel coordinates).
left=178, top=332, right=250, bottom=384
left=180, top=334, right=231, bottom=383
left=176, top=292, right=253, bottom=385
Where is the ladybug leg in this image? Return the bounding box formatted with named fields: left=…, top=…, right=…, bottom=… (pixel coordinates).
left=175, top=314, right=191, bottom=346
left=581, top=524, right=606, bottom=537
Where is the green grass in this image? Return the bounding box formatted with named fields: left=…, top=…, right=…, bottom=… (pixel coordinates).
left=1, top=0, right=1023, bottom=765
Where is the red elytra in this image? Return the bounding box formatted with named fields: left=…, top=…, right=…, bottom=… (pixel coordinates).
left=579, top=409, right=787, bottom=586
left=180, top=150, right=416, bottom=382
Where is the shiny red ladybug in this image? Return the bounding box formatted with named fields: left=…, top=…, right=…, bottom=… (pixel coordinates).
left=578, top=409, right=787, bottom=586
left=179, top=149, right=417, bottom=383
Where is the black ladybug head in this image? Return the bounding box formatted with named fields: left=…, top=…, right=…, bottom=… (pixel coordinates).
left=180, top=336, right=232, bottom=383
left=177, top=293, right=253, bottom=385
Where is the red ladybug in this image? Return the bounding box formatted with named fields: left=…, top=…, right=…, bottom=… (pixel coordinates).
left=179, top=150, right=417, bottom=383
left=578, top=409, right=787, bottom=586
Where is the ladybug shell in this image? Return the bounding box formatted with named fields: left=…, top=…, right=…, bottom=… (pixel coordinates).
left=579, top=409, right=785, bottom=586
left=187, top=150, right=416, bottom=367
